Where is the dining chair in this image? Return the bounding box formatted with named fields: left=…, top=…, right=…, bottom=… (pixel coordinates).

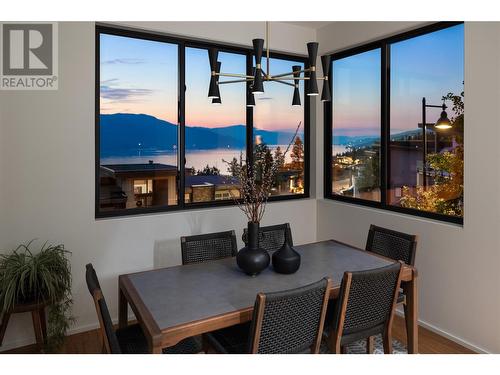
left=181, top=230, right=237, bottom=265
left=204, top=277, right=331, bottom=354
left=85, top=263, right=201, bottom=354
left=324, top=262, right=404, bottom=354
left=242, top=223, right=293, bottom=252
left=365, top=224, right=417, bottom=341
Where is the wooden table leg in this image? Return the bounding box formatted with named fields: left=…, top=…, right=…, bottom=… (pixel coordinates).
left=31, top=309, right=44, bottom=350
left=119, top=286, right=128, bottom=329
left=39, top=307, right=48, bottom=343
left=151, top=345, right=162, bottom=354
left=0, top=312, right=12, bottom=346
left=403, top=269, right=419, bottom=354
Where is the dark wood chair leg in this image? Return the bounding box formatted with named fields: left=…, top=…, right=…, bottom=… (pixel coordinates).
left=202, top=334, right=210, bottom=354
left=383, top=333, right=393, bottom=354
left=403, top=272, right=418, bottom=354
left=400, top=282, right=411, bottom=345
left=118, top=288, right=128, bottom=329
left=329, top=332, right=342, bottom=354
left=341, top=345, right=347, bottom=354
left=366, top=336, right=374, bottom=354
left=0, top=312, right=12, bottom=347
left=31, top=309, right=44, bottom=351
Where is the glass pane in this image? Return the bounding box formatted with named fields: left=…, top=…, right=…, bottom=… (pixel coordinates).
left=253, top=57, right=305, bottom=196
left=331, top=49, right=381, bottom=201
left=99, top=34, right=179, bottom=212
left=389, top=24, right=464, bottom=217
left=185, top=48, right=246, bottom=203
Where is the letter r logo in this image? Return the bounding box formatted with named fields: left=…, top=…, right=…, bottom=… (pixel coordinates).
left=2, top=24, right=53, bottom=75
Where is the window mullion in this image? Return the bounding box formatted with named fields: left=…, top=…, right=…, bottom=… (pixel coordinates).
left=381, top=42, right=389, bottom=207
left=179, top=42, right=186, bottom=208
left=246, top=52, right=253, bottom=166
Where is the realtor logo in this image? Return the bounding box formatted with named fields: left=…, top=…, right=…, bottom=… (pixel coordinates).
left=1, top=22, right=58, bottom=90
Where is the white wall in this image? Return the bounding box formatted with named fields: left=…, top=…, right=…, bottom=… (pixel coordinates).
left=0, top=21, right=318, bottom=350
left=316, top=22, right=500, bottom=353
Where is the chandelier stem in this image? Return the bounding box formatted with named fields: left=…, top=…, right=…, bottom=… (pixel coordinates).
left=266, top=21, right=270, bottom=79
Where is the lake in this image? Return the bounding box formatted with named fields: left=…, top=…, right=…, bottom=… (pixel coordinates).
left=101, top=146, right=296, bottom=173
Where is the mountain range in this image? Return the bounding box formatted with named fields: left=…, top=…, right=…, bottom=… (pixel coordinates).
left=100, top=113, right=298, bottom=156
left=332, top=128, right=425, bottom=148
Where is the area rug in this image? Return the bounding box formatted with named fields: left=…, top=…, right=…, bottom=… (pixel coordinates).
left=320, top=334, right=407, bottom=354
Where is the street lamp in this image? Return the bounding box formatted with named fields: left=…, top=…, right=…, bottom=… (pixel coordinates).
left=421, top=97, right=451, bottom=187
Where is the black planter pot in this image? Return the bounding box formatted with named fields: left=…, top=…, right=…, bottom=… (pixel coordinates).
left=272, top=233, right=301, bottom=274
left=236, top=222, right=270, bottom=276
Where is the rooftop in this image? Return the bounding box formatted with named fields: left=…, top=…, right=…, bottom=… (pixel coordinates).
left=186, top=174, right=239, bottom=187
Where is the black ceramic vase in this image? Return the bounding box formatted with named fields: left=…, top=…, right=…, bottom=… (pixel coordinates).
left=272, top=233, right=301, bottom=274
left=236, top=222, right=270, bottom=276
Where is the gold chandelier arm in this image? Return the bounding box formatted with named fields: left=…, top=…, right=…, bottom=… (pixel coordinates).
left=270, top=67, right=312, bottom=79
left=270, top=76, right=327, bottom=81
left=218, top=78, right=253, bottom=84
left=216, top=72, right=254, bottom=79
left=272, top=77, right=310, bottom=81
left=272, top=79, right=295, bottom=87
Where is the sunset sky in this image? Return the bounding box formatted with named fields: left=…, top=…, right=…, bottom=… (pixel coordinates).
left=333, top=23, right=464, bottom=137
left=100, top=34, right=305, bottom=132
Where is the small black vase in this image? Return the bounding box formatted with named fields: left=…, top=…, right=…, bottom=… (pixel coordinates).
left=272, top=233, right=301, bottom=274
left=236, top=222, right=270, bottom=276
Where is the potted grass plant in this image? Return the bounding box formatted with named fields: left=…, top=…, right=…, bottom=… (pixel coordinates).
left=0, top=240, right=74, bottom=352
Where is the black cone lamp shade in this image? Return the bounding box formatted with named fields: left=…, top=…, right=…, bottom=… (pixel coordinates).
left=306, top=42, right=318, bottom=67
left=306, top=42, right=319, bottom=96
left=292, top=65, right=301, bottom=107
left=307, top=70, right=319, bottom=96
left=208, top=76, right=218, bottom=99
left=247, top=67, right=256, bottom=107
left=215, top=61, right=221, bottom=99
left=247, top=88, right=255, bottom=107
left=252, top=39, right=265, bottom=94
left=292, top=89, right=301, bottom=107
left=320, top=55, right=331, bottom=102
left=207, top=49, right=219, bottom=99
left=212, top=62, right=222, bottom=105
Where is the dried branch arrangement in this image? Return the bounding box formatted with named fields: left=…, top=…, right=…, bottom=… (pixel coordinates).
left=223, top=121, right=301, bottom=223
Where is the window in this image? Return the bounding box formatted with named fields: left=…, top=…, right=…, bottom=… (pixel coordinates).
left=98, top=33, right=179, bottom=212
left=96, top=26, right=309, bottom=218
left=325, top=22, right=464, bottom=224
left=331, top=49, right=381, bottom=201
left=184, top=47, right=246, bottom=204
left=253, top=57, right=306, bottom=196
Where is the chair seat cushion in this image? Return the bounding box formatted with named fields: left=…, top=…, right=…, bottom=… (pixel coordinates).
left=115, top=324, right=201, bottom=354
left=205, top=322, right=252, bottom=354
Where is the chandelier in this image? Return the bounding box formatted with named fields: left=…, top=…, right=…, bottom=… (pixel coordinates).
left=207, top=21, right=331, bottom=107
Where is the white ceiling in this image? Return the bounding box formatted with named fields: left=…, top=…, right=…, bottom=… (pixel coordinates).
left=284, top=21, right=333, bottom=30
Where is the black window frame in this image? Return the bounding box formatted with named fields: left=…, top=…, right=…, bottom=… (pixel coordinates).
left=95, top=24, right=310, bottom=219
left=323, top=21, right=464, bottom=225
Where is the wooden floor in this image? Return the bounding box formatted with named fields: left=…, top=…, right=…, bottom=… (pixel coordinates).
left=1, top=316, right=474, bottom=354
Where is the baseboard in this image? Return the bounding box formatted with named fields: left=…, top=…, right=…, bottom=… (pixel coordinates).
left=395, top=310, right=491, bottom=354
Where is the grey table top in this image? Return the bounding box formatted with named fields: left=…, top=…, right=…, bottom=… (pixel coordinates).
left=126, top=240, right=393, bottom=331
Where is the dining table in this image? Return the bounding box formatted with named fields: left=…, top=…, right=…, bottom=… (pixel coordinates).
left=118, top=239, right=418, bottom=354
